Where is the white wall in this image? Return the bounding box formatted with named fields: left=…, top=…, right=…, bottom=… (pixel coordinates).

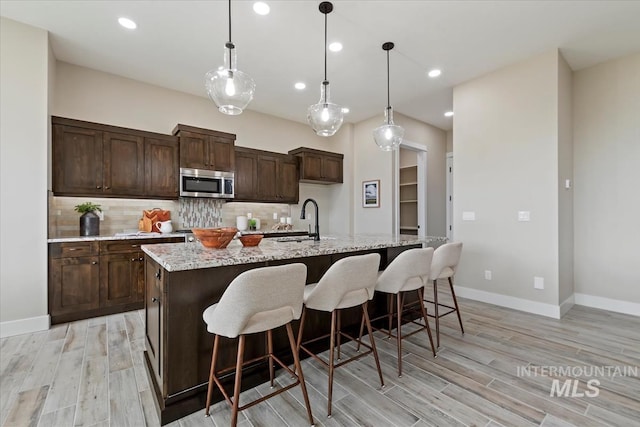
left=0, top=18, right=50, bottom=335
left=453, top=50, right=561, bottom=308
left=53, top=61, right=353, bottom=237
left=352, top=112, right=447, bottom=236
left=573, top=53, right=640, bottom=303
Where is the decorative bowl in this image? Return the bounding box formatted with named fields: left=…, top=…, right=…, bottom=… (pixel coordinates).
left=239, top=234, right=263, bottom=247
left=192, top=227, right=238, bottom=249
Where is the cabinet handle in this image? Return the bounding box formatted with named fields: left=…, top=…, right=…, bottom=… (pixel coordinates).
left=105, top=186, right=111, bottom=190
left=155, top=270, right=161, bottom=279
left=131, top=258, right=136, bottom=262
left=139, top=257, right=144, bottom=262
left=68, top=248, right=79, bottom=251
left=91, top=261, right=98, bottom=265
left=131, top=244, right=139, bottom=248
left=96, top=185, right=102, bottom=189
left=151, top=297, right=158, bottom=303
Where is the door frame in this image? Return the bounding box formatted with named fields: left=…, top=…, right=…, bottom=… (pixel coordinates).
left=393, top=140, right=428, bottom=238
left=446, top=152, right=453, bottom=241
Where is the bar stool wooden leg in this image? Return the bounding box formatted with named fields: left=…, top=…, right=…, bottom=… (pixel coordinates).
left=449, top=277, right=464, bottom=334
left=362, top=302, right=384, bottom=388
left=336, top=311, right=342, bottom=360
left=417, top=287, right=437, bottom=357
left=205, top=334, right=220, bottom=417
left=387, top=294, right=394, bottom=339
left=356, top=313, right=365, bottom=352
left=293, top=308, right=307, bottom=376
left=327, top=310, right=337, bottom=417
left=396, top=293, right=403, bottom=377
left=231, top=335, right=245, bottom=427
left=285, top=323, right=314, bottom=426
left=267, top=330, right=275, bottom=387
left=433, top=279, right=440, bottom=347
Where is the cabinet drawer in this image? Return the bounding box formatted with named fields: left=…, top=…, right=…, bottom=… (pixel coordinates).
left=100, top=237, right=184, bottom=253
left=49, top=241, right=99, bottom=258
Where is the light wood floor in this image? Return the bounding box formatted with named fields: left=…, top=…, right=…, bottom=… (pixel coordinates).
left=1, top=292, right=638, bottom=427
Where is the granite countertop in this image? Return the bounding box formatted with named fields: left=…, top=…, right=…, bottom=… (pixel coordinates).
left=47, top=232, right=188, bottom=243
left=142, top=234, right=448, bottom=272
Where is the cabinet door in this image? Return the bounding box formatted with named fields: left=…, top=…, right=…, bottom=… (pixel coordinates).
left=100, top=253, right=139, bottom=307
left=179, top=131, right=209, bottom=169
left=50, top=256, right=100, bottom=316
left=302, top=153, right=324, bottom=181
left=145, top=137, right=179, bottom=198
left=278, top=157, right=299, bottom=203
left=103, top=132, right=145, bottom=196
left=145, top=258, right=163, bottom=388
left=53, top=125, right=103, bottom=195
left=234, top=150, right=258, bottom=199
left=257, top=154, right=278, bottom=201
left=209, top=136, right=235, bottom=172
left=322, top=156, right=343, bottom=182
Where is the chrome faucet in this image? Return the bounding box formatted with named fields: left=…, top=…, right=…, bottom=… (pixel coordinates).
left=300, top=198, right=320, bottom=241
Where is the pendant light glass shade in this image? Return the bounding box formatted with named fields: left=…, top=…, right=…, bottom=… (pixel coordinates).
left=205, top=1, right=255, bottom=115
left=308, top=81, right=343, bottom=137
left=373, top=106, right=404, bottom=151
left=308, top=2, right=343, bottom=137
left=373, top=42, right=404, bottom=151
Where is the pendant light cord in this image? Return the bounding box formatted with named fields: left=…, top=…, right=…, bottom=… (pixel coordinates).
left=324, top=12, right=328, bottom=82
left=227, top=0, right=233, bottom=70
left=386, top=49, right=390, bottom=109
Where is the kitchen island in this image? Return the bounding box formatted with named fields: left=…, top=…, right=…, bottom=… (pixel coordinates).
left=142, top=234, right=446, bottom=424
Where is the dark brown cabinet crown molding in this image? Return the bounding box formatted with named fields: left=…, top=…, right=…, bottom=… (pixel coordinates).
left=52, top=116, right=179, bottom=199
left=288, top=147, right=344, bottom=184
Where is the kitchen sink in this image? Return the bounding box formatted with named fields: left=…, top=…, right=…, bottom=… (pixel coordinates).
left=275, top=236, right=336, bottom=243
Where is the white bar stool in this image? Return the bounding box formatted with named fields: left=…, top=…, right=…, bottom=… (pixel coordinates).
left=361, top=247, right=437, bottom=377
left=425, top=242, right=464, bottom=347
left=202, top=263, right=314, bottom=426
left=296, top=253, right=384, bottom=417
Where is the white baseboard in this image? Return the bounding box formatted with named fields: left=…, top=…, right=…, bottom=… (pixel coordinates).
left=0, top=315, right=50, bottom=338
left=454, top=286, right=561, bottom=319
left=559, top=294, right=575, bottom=317
left=574, top=293, right=640, bottom=317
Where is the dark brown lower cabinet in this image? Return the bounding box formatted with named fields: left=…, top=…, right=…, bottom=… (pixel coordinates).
left=48, top=237, right=183, bottom=324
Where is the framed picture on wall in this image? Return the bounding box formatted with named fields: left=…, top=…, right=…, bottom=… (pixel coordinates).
left=363, top=180, right=380, bottom=208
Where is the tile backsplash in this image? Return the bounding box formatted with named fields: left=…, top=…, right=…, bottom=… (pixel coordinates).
left=48, top=193, right=295, bottom=237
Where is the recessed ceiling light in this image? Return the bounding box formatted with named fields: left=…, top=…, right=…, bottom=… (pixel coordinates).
left=341, top=107, right=350, bottom=114
left=253, top=2, right=270, bottom=15
left=444, top=111, right=454, bottom=117
left=428, top=69, right=441, bottom=78
left=118, top=17, right=137, bottom=30
left=329, top=42, right=343, bottom=52
left=294, top=82, right=306, bottom=90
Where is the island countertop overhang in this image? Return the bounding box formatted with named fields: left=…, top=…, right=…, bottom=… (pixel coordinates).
left=142, top=234, right=447, bottom=272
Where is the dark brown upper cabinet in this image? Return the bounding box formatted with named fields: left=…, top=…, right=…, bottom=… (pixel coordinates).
left=234, top=146, right=299, bottom=203
left=173, top=124, right=235, bottom=172
left=52, top=116, right=179, bottom=200
left=288, top=147, right=344, bottom=184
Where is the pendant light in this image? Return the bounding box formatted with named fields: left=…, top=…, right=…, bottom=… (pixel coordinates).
left=307, top=2, right=344, bottom=137
left=205, top=0, right=255, bottom=115
left=373, top=42, right=404, bottom=151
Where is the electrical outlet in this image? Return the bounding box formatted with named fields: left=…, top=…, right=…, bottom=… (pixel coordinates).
left=534, top=276, right=544, bottom=290
left=462, top=211, right=476, bottom=221
left=484, top=270, right=492, bottom=280
left=518, top=211, right=530, bottom=221
left=97, top=211, right=105, bottom=221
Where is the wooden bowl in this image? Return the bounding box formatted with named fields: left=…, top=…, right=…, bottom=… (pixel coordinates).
left=192, top=227, right=238, bottom=249
left=239, top=234, right=263, bottom=247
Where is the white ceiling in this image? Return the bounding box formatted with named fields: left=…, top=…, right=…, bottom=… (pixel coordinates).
left=2, top=1, right=640, bottom=131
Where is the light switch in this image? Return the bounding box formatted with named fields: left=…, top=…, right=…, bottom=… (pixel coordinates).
left=518, top=211, right=530, bottom=221
left=534, top=276, right=544, bottom=290
left=462, top=211, right=476, bottom=221
left=565, top=179, right=572, bottom=189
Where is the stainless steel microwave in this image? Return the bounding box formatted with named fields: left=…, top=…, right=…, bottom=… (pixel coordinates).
left=179, top=168, right=234, bottom=199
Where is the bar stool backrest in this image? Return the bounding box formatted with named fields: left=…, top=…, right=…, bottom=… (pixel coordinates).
left=304, top=253, right=381, bottom=312
left=377, top=248, right=434, bottom=293
left=429, top=242, right=463, bottom=281
left=204, top=263, right=307, bottom=338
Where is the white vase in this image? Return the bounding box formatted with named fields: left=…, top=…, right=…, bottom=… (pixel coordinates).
left=236, top=216, right=248, bottom=231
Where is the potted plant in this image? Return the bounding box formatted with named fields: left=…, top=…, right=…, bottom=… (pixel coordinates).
left=75, top=202, right=102, bottom=236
